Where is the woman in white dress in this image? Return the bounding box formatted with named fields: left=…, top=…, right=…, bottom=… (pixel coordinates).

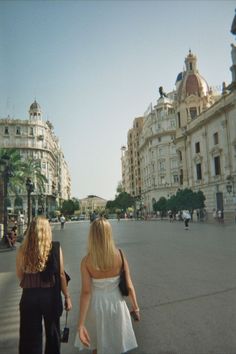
left=75, top=217, right=140, bottom=354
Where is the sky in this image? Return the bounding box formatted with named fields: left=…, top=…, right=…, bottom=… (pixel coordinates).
left=0, top=0, right=235, bottom=201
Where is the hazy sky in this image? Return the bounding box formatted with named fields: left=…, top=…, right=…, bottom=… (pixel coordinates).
left=0, top=0, right=235, bottom=200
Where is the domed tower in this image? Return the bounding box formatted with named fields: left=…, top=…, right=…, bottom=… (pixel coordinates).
left=176, top=50, right=213, bottom=128
left=29, top=100, right=42, bottom=120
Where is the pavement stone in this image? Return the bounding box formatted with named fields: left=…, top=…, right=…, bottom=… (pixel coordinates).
left=0, top=220, right=235, bottom=354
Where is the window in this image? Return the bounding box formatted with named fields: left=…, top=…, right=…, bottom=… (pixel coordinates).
left=160, top=176, right=165, bottom=185
left=189, top=62, right=193, bottom=70
left=179, top=150, right=182, bottom=161
left=190, top=107, right=197, bottom=119
left=213, top=132, right=219, bottom=145
left=196, top=163, right=202, bottom=180
left=195, top=142, right=200, bottom=153
left=16, top=126, right=21, bottom=135
left=177, top=112, right=181, bottom=127
left=4, top=127, right=9, bottom=135
left=171, top=159, right=178, bottom=168
left=30, top=127, right=34, bottom=135
left=214, top=156, right=221, bottom=175
left=180, top=169, right=183, bottom=185
left=173, top=175, right=179, bottom=183
left=159, top=161, right=165, bottom=171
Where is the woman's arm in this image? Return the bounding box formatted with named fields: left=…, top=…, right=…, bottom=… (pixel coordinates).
left=124, top=255, right=141, bottom=321
left=16, top=249, right=24, bottom=280
left=77, top=257, right=92, bottom=347
left=59, top=246, right=72, bottom=311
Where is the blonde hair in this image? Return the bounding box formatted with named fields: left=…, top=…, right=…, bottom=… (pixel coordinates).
left=88, top=218, right=116, bottom=271
left=21, top=216, right=52, bottom=273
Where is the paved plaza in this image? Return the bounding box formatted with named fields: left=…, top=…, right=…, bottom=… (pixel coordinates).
left=0, top=219, right=235, bottom=354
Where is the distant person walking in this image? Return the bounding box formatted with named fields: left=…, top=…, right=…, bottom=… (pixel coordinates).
left=90, top=211, right=96, bottom=223
left=60, top=214, right=66, bottom=229
left=182, top=210, right=191, bottom=230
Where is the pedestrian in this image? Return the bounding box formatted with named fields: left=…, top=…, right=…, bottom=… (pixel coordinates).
left=168, top=210, right=173, bottom=222
left=90, top=211, right=96, bottom=223
left=217, top=209, right=222, bottom=223
left=182, top=210, right=191, bottom=230
left=6, top=225, right=17, bottom=248
left=75, top=217, right=140, bottom=354
left=60, top=214, right=65, bottom=229
left=16, top=216, right=72, bottom=354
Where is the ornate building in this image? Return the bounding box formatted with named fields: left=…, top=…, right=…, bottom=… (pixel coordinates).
left=0, top=100, right=71, bottom=217
left=121, top=117, right=144, bottom=197
left=122, top=47, right=236, bottom=220
left=79, top=195, right=107, bottom=215
left=175, top=51, right=236, bottom=220
left=139, top=92, right=177, bottom=211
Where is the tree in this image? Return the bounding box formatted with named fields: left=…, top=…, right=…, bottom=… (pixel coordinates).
left=61, top=198, right=80, bottom=216
left=106, top=192, right=134, bottom=213
left=71, top=197, right=80, bottom=210
left=0, top=148, right=24, bottom=195
left=165, top=188, right=206, bottom=214
left=21, top=158, right=48, bottom=193
left=116, top=181, right=124, bottom=195
left=153, top=197, right=167, bottom=217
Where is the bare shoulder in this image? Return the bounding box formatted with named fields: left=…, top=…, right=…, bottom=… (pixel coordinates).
left=81, top=255, right=89, bottom=269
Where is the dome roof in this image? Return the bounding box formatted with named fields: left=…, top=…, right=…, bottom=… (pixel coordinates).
left=175, top=72, right=183, bottom=84
left=176, top=52, right=209, bottom=101
left=29, top=100, right=41, bottom=111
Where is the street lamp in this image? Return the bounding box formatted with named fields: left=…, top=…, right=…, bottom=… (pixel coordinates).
left=38, top=193, right=47, bottom=215
left=0, top=154, right=13, bottom=242
left=26, top=178, right=34, bottom=226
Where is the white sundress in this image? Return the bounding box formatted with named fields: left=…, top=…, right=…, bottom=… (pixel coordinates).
left=74, top=275, right=138, bottom=354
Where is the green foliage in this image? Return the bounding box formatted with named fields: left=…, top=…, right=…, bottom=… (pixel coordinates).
left=0, top=149, right=48, bottom=195
left=106, top=192, right=134, bottom=213
left=166, top=188, right=206, bottom=212
left=61, top=198, right=80, bottom=216
left=153, top=197, right=167, bottom=216
left=116, top=181, right=124, bottom=195
left=71, top=197, right=80, bottom=210
left=21, top=158, right=48, bottom=193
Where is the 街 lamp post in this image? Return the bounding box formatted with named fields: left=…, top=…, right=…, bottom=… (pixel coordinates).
left=26, top=178, right=34, bottom=227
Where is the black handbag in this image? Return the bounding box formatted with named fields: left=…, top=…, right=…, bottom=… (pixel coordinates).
left=60, top=311, right=69, bottom=343
left=118, top=249, right=129, bottom=296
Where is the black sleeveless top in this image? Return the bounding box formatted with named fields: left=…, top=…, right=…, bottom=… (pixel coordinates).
left=20, top=241, right=60, bottom=289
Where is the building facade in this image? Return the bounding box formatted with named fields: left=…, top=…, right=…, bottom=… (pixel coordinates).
left=79, top=195, right=107, bottom=215
left=0, top=100, right=71, bottom=218
left=121, top=117, right=144, bottom=198
left=121, top=47, right=236, bottom=220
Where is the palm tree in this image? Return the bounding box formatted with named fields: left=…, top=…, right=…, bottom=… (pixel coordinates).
left=21, top=158, right=48, bottom=193
left=0, top=148, right=24, bottom=238
left=0, top=148, right=24, bottom=195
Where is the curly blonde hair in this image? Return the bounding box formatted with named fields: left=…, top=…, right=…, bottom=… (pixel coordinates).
left=88, top=217, right=116, bottom=271
left=21, top=216, right=52, bottom=273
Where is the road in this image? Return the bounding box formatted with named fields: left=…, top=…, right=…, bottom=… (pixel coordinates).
left=0, top=219, right=236, bottom=354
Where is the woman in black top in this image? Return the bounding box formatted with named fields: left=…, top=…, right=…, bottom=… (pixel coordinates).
left=16, top=216, right=72, bottom=354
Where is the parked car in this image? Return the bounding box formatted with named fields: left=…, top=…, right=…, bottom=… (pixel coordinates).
left=70, top=216, right=79, bottom=221
left=79, top=215, right=85, bottom=220
left=50, top=217, right=59, bottom=222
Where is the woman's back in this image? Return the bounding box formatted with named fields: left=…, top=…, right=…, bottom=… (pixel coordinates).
left=84, top=248, right=122, bottom=279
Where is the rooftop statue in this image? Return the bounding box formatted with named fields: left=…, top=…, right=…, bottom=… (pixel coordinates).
left=159, top=86, right=168, bottom=98
left=231, top=9, right=236, bottom=35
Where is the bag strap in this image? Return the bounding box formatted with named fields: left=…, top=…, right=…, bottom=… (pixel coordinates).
left=119, top=249, right=124, bottom=271
left=64, top=311, right=68, bottom=327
